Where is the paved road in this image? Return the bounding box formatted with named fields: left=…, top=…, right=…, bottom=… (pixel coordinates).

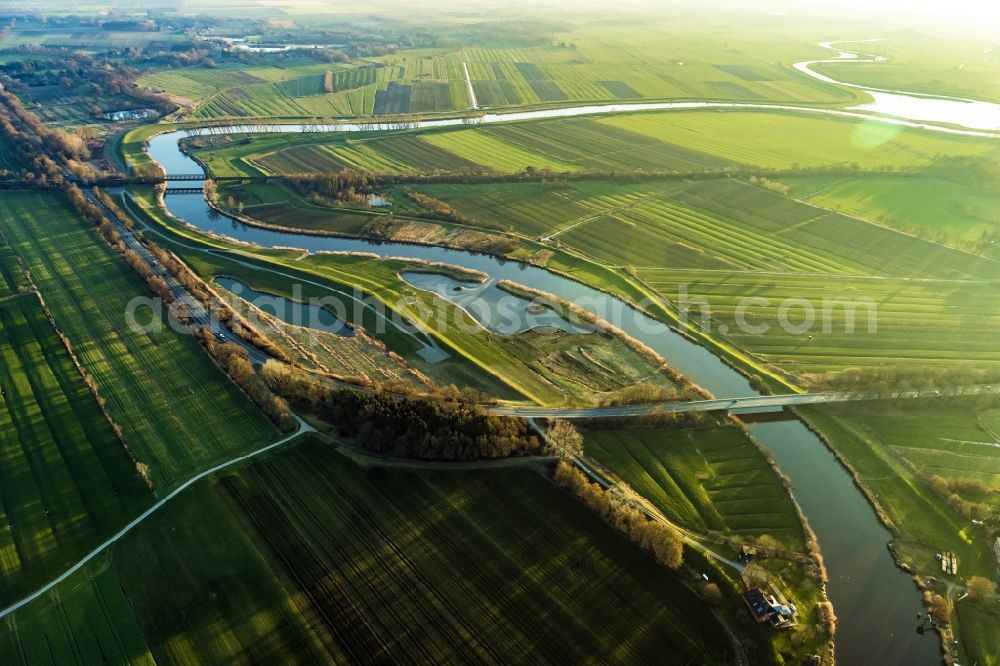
left=88, top=193, right=272, bottom=365
left=494, top=385, right=1000, bottom=419
left=0, top=415, right=315, bottom=620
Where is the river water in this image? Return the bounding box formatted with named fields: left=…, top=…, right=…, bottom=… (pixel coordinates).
left=140, top=57, right=996, bottom=660
left=794, top=40, right=1000, bottom=132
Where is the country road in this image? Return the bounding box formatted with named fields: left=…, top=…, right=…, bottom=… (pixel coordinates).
left=0, top=415, right=315, bottom=620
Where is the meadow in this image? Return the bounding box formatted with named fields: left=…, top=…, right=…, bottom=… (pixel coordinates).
left=111, top=436, right=742, bottom=664
left=0, top=294, right=151, bottom=604
left=584, top=425, right=808, bottom=551
left=410, top=178, right=999, bottom=279
left=0, top=192, right=276, bottom=491
left=800, top=400, right=1000, bottom=579
left=0, top=243, right=28, bottom=296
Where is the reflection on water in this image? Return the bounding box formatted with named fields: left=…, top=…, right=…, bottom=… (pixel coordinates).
left=215, top=276, right=352, bottom=336
left=795, top=40, right=1000, bottom=132
left=400, top=271, right=592, bottom=335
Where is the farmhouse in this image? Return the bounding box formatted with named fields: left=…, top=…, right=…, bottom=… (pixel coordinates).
left=743, top=589, right=797, bottom=628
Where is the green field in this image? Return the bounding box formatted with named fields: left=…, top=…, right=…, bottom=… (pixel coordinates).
left=585, top=425, right=808, bottom=550
left=638, top=268, right=1000, bottom=380
left=411, top=177, right=999, bottom=279
left=135, top=17, right=860, bottom=120
left=784, top=175, right=1000, bottom=255
left=0, top=192, right=276, bottom=490
left=0, top=294, right=151, bottom=604
left=0, top=559, right=154, bottom=666
left=954, top=600, right=1000, bottom=666
left=111, top=437, right=743, bottom=664
left=0, top=243, right=28, bottom=296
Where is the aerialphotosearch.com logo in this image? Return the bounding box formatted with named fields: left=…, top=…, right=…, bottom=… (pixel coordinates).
left=122, top=279, right=879, bottom=345
left=673, top=284, right=878, bottom=336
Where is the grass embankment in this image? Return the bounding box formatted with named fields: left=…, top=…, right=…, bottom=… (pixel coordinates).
left=0, top=191, right=275, bottom=491
left=118, top=122, right=179, bottom=176
left=107, top=436, right=741, bottom=664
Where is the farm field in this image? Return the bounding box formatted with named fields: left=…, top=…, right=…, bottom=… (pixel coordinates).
left=409, top=177, right=1000, bottom=279
left=637, top=268, right=1000, bottom=381
left=111, top=436, right=745, bottom=664
left=583, top=423, right=828, bottom=659
left=0, top=243, right=28, bottom=296
left=135, top=18, right=863, bottom=121
left=584, top=425, right=807, bottom=550
left=0, top=192, right=276, bottom=491
left=953, top=600, right=1000, bottom=666
left=594, top=111, right=1000, bottom=169
left=606, top=178, right=1000, bottom=278
left=8, top=5, right=1000, bottom=665
left=219, top=181, right=376, bottom=235
left=0, top=559, right=154, bottom=666
left=0, top=294, right=151, bottom=605
left=782, top=175, right=1000, bottom=254
left=186, top=109, right=1000, bottom=180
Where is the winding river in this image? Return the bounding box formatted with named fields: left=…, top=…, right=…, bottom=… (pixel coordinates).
left=139, top=45, right=1000, bottom=662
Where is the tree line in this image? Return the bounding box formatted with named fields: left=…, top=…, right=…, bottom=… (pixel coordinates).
left=262, top=360, right=542, bottom=460
left=553, top=459, right=684, bottom=570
